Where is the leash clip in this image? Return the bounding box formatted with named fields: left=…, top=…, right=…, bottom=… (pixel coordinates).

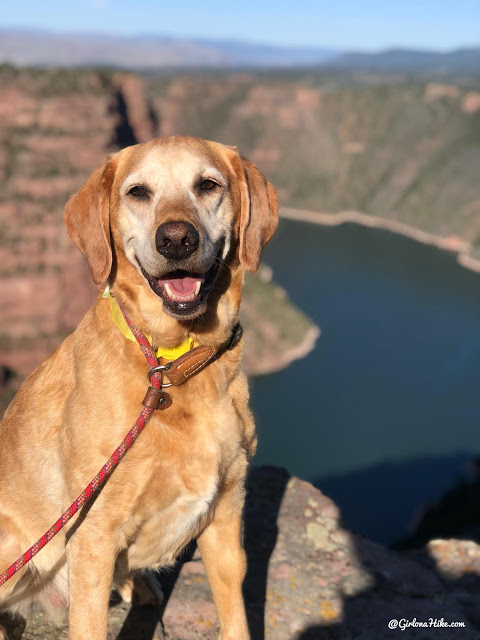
left=148, top=363, right=173, bottom=388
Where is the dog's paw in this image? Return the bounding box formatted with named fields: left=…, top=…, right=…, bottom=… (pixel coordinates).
left=117, top=573, right=164, bottom=607
left=0, top=625, right=9, bottom=640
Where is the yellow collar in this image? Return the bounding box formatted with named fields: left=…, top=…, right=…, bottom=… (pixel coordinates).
left=103, top=289, right=198, bottom=360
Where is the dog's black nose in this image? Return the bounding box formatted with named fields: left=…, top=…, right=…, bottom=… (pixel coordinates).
left=155, top=221, right=199, bottom=260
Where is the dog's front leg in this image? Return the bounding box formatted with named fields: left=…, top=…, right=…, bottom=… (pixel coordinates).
left=67, top=526, right=116, bottom=640
left=198, top=483, right=250, bottom=640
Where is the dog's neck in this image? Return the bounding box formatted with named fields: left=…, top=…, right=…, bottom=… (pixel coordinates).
left=104, top=288, right=198, bottom=359
left=109, top=259, right=245, bottom=351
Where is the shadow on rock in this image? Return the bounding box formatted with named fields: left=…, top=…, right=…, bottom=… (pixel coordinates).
left=288, top=510, right=480, bottom=639
left=0, top=613, right=26, bottom=640
left=116, top=541, right=197, bottom=640
left=243, top=466, right=290, bottom=640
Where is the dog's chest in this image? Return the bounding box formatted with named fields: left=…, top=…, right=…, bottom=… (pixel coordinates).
left=122, top=440, right=221, bottom=571
left=125, top=482, right=216, bottom=571
left=116, top=388, right=242, bottom=571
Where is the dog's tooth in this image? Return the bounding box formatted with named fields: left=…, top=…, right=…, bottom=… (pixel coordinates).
left=194, top=281, right=201, bottom=296
left=163, top=284, right=198, bottom=303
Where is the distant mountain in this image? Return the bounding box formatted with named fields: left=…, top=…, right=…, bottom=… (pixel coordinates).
left=0, top=29, right=478, bottom=72
left=326, top=47, right=480, bottom=73
left=0, top=29, right=338, bottom=69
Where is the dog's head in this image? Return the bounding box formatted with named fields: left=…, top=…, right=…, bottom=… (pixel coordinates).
left=65, top=137, right=278, bottom=334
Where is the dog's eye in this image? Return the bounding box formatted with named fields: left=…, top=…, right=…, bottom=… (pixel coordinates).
left=128, top=185, right=149, bottom=198
left=200, top=179, right=218, bottom=191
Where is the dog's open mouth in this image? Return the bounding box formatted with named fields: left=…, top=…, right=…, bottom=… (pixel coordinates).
left=139, top=261, right=219, bottom=318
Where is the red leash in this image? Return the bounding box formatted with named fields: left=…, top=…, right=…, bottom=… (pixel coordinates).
left=0, top=304, right=160, bottom=587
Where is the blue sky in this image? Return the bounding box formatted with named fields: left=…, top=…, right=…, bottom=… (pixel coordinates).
left=2, top=0, right=479, bottom=51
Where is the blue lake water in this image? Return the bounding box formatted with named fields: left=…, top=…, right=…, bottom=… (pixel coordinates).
left=250, top=218, right=480, bottom=544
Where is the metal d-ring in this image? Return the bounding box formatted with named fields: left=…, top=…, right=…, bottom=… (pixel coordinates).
left=148, top=364, right=173, bottom=388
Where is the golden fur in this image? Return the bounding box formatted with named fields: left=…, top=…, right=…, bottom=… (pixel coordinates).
left=0, top=137, right=278, bottom=640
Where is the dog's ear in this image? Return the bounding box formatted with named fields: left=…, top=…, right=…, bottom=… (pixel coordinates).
left=64, top=155, right=117, bottom=285
left=231, top=154, right=279, bottom=273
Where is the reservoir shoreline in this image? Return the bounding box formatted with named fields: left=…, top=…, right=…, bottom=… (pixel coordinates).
left=251, top=205, right=480, bottom=378
left=280, top=206, right=480, bottom=274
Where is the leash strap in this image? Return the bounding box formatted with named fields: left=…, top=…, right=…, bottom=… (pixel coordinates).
left=0, top=309, right=161, bottom=588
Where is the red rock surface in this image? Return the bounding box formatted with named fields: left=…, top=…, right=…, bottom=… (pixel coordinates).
left=0, top=67, right=158, bottom=385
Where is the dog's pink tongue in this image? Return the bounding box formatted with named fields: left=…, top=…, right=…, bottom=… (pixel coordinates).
left=161, top=276, right=202, bottom=296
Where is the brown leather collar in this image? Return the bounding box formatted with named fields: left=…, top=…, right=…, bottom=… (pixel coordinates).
left=143, top=322, right=243, bottom=410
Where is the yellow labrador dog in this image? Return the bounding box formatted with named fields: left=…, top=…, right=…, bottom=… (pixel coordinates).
left=0, top=136, right=278, bottom=640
